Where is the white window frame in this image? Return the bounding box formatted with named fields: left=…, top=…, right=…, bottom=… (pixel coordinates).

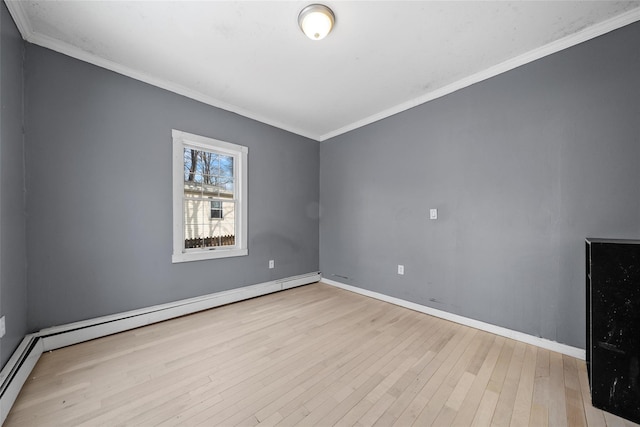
left=172, top=129, right=248, bottom=263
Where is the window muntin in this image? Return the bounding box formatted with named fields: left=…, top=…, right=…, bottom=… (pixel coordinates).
left=172, top=130, right=247, bottom=262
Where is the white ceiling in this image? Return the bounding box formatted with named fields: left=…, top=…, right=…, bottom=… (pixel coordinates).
left=7, top=1, right=640, bottom=141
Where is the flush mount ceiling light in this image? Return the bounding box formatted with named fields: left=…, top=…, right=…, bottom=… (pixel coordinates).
left=298, top=4, right=335, bottom=40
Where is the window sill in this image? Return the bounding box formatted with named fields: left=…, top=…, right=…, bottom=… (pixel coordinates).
left=172, top=248, right=248, bottom=263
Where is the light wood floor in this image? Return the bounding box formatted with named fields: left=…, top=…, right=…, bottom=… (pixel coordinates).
left=5, top=283, right=639, bottom=426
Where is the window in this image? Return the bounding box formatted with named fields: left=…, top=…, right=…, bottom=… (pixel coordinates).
left=172, top=130, right=248, bottom=262
left=210, top=200, right=223, bottom=219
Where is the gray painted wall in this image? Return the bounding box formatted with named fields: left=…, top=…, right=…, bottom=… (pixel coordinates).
left=320, top=22, right=640, bottom=349
left=25, top=45, right=319, bottom=331
left=6, top=9, right=640, bottom=361
left=0, top=2, right=27, bottom=366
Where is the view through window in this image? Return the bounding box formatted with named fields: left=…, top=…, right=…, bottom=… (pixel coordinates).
left=172, top=130, right=247, bottom=262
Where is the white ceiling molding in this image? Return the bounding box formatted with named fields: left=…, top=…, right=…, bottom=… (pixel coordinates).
left=4, top=1, right=31, bottom=37
left=4, top=1, right=320, bottom=141
left=5, top=1, right=640, bottom=142
left=319, top=6, right=640, bottom=141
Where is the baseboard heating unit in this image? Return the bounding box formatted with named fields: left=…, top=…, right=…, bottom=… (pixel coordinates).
left=0, top=272, right=320, bottom=423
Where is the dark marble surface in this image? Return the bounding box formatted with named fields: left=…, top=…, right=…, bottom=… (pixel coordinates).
left=586, top=239, right=640, bottom=423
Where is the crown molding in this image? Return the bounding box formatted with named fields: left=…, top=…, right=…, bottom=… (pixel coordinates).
left=318, top=6, right=640, bottom=141
left=4, top=0, right=32, bottom=39
left=4, top=0, right=321, bottom=141
left=31, top=31, right=322, bottom=141
left=6, top=0, right=640, bottom=143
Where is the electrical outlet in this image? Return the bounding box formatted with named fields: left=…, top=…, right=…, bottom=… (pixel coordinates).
left=397, top=265, right=404, bottom=275
left=0, top=316, right=5, bottom=338
left=269, top=260, right=275, bottom=269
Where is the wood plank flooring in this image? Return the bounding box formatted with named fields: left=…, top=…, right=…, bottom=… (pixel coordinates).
left=5, top=283, right=638, bottom=426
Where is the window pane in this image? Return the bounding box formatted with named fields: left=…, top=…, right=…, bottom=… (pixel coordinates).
left=183, top=148, right=193, bottom=181
left=184, top=235, right=204, bottom=249
left=220, top=155, right=234, bottom=178
left=221, top=201, right=235, bottom=225
left=183, top=198, right=205, bottom=250
left=202, top=226, right=221, bottom=249
left=184, top=148, right=204, bottom=183
left=219, top=234, right=235, bottom=247
left=183, top=199, right=202, bottom=227
left=183, top=189, right=201, bottom=199
left=201, top=181, right=219, bottom=197
left=222, top=202, right=234, bottom=236
left=199, top=152, right=214, bottom=183
left=183, top=199, right=236, bottom=249
left=211, top=154, right=221, bottom=177
left=217, top=177, right=234, bottom=197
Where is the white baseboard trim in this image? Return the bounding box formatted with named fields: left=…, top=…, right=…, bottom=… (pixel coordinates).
left=321, top=277, right=585, bottom=360
left=0, top=271, right=320, bottom=424
left=0, top=334, right=44, bottom=424
left=38, top=272, right=320, bottom=351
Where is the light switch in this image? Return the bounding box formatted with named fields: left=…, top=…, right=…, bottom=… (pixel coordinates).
left=430, top=208, right=438, bottom=220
